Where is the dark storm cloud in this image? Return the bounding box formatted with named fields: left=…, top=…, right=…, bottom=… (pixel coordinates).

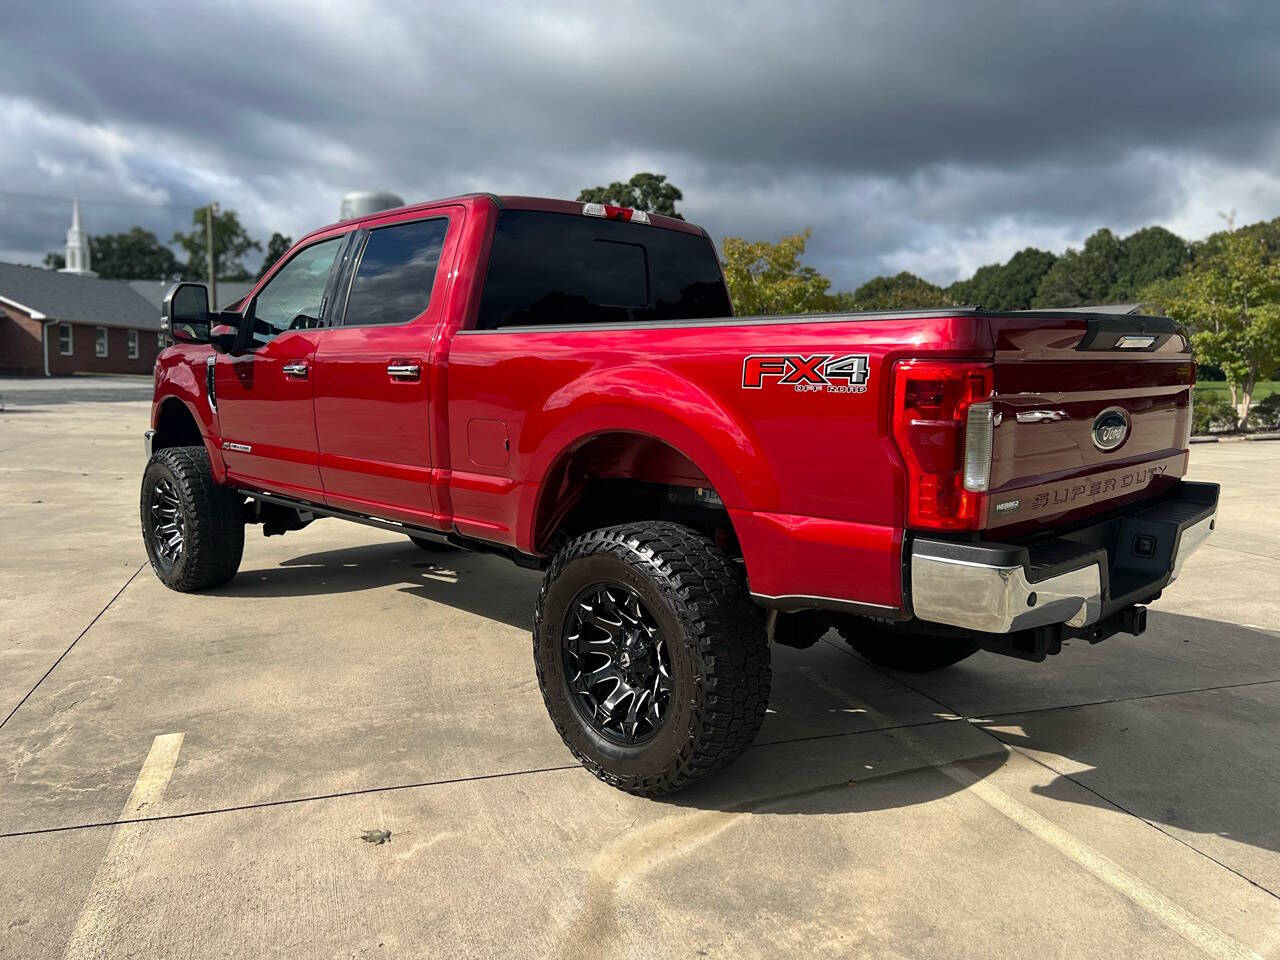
left=2, top=0, right=1279, bottom=287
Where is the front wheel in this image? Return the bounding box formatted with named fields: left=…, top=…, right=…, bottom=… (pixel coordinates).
left=533, top=522, right=770, bottom=797
left=140, top=445, right=244, bottom=592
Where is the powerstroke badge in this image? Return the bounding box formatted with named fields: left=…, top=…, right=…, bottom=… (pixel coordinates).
left=742, top=354, right=871, bottom=394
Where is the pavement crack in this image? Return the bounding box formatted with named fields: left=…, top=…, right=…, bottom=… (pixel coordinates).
left=0, top=563, right=144, bottom=732
left=0, top=763, right=582, bottom=839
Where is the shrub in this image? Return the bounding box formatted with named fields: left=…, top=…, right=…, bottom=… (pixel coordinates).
left=1192, top=390, right=1238, bottom=434
left=1250, top=392, right=1280, bottom=430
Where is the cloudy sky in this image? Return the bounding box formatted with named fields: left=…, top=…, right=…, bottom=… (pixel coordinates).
left=2, top=0, right=1279, bottom=290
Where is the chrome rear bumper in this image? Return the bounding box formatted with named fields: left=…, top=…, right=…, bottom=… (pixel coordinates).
left=909, top=481, right=1218, bottom=635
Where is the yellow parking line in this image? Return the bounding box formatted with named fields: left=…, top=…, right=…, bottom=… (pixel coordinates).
left=63, top=733, right=184, bottom=960
left=797, top=667, right=1262, bottom=960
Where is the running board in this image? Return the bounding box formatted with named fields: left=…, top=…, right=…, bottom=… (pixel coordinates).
left=236, top=489, right=546, bottom=569
left=238, top=489, right=455, bottom=545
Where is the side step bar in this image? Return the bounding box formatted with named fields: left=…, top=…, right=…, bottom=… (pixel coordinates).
left=241, top=489, right=455, bottom=545
left=237, top=489, right=546, bottom=569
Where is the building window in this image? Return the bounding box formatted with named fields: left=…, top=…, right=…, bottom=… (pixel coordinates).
left=128, top=329, right=139, bottom=359
left=59, top=324, right=73, bottom=356
left=95, top=327, right=108, bottom=358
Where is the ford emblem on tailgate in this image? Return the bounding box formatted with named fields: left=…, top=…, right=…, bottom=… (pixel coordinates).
left=1091, top=407, right=1130, bottom=451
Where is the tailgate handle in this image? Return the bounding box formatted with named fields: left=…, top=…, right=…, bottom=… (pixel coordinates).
left=387, top=363, right=421, bottom=381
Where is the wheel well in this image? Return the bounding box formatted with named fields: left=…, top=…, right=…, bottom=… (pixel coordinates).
left=534, top=432, right=739, bottom=556
left=153, top=398, right=203, bottom=451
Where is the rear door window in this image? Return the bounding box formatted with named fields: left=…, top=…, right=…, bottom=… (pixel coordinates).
left=341, top=217, right=449, bottom=327
left=476, top=210, right=731, bottom=329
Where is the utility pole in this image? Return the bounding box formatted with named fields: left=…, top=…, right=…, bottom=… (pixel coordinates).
left=205, top=202, right=219, bottom=310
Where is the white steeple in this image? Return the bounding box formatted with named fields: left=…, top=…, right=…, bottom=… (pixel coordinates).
left=59, top=198, right=96, bottom=276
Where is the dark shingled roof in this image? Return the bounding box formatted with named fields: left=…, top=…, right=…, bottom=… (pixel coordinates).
left=128, top=278, right=254, bottom=312
left=0, top=261, right=162, bottom=330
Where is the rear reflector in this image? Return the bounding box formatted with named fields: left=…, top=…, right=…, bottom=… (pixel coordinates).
left=892, top=360, right=995, bottom=530
left=582, top=202, right=650, bottom=224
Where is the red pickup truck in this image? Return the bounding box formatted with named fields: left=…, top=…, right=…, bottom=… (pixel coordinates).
left=143, top=193, right=1218, bottom=796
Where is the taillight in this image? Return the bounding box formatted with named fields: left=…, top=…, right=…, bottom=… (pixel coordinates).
left=891, top=360, right=994, bottom=530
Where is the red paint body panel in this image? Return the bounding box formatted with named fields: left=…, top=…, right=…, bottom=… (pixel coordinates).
left=150, top=193, right=1196, bottom=617
left=729, top=509, right=903, bottom=610
left=214, top=329, right=326, bottom=500
left=311, top=204, right=466, bottom=527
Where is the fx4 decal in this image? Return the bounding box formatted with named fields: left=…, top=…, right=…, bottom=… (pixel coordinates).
left=742, top=354, right=871, bottom=394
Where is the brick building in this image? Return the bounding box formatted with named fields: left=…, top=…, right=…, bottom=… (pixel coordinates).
left=0, top=199, right=168, bottom=376
left=0, top=261, right=164, bottom=376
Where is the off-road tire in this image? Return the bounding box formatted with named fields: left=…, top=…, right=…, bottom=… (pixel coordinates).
left=836, top=620, right=979, bottom=672
left=533, top=521, right=770, bottom=797
left=140, top=445, right=244, bottom=592
left=410, top=535, right=460, bottom=552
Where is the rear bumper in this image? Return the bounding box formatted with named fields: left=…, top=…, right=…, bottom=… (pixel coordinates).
left=909, top=480, right=1218, bottom=635
left=144, top=429, right=155, bottom=458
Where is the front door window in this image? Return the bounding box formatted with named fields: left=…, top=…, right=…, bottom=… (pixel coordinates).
left=247, top=237, right=343, bottom=347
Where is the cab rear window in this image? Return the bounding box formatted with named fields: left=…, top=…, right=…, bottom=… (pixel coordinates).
left=476, top=210, right=731, bottom=329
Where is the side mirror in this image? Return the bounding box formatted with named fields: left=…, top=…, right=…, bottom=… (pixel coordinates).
left=162, top=282, right=211, bottom=344
left=210, top=321, right=239, bottom=355
left=162, top=282, right=242, bottom=353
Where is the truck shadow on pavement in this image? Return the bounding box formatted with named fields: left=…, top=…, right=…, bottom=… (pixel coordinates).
left=206, top=538, right=542, bottom=630
left=657, top=611, right=1280, bottom=876
left=209, top=544, right=1279, bottom=868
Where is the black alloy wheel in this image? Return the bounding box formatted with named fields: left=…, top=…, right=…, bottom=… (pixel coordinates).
left=139, top=445, right=245, bottom=592
left=533, top=521, right=771, bottom=796
left=562, top=582, right=672, bottom=745
left=146, top=476, right=187, bottom=570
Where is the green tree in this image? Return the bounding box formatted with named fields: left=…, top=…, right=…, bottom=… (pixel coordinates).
left=173, top=205, right=262, bottom=281
left=1163, top=223, right=1280, bottom=426
left=1032, top=226, right=1190, bottom=307
left=721, top=229, right=838, bottom=315
left=43, top=252, right=65, bottom=270
left=1032, top=228, right=1124, bottom=307
left=90, top=227, right=180, bottom=280
left=578, top=172, right=684, bottom=219
left=851, top=271, right=954, bottom=310
left=949, top=247, right=1057, bottom=310
left=1113, top=226, right=1189, bottom=299
left=257, top=232, right=293, bottom=280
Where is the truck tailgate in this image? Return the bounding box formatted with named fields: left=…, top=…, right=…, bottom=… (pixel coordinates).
left=983, top=313, right=1194, bottom=533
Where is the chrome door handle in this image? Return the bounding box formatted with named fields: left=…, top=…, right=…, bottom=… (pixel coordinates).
left=282, top=362, right=309, bottom=379
left=387, top=363, right=421, bottom=380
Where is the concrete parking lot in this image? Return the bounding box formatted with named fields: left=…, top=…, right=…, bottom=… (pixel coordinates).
left=2, top=375, right=1278, bottom=959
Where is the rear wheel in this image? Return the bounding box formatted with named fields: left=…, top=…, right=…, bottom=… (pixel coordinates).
left=534, top=522, right=770, bottom=796
left=140, top=445, right=244, bottom=591
left=836, top=620, right=979, bottom=672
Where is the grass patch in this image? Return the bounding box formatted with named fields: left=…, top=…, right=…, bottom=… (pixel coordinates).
left=1194, top=380, right=1280, bottom=402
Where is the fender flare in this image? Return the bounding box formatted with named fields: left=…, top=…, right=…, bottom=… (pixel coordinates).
left=152, top=360, right=224, bottom=481
left=516, top=366, right=778, bottom=553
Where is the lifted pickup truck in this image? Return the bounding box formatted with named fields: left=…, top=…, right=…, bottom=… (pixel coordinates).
left=143, top=193, right=1218, bottom=795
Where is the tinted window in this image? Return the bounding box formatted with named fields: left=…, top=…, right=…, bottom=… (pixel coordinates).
left=476, top=210, right=731, bottom=329
left=343, top=218, right=449, bottom=327
left=249, top=237, right=342, bottom=346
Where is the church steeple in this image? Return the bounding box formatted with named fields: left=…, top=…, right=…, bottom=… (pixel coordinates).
left=59, top=198, right=96, bottom=276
